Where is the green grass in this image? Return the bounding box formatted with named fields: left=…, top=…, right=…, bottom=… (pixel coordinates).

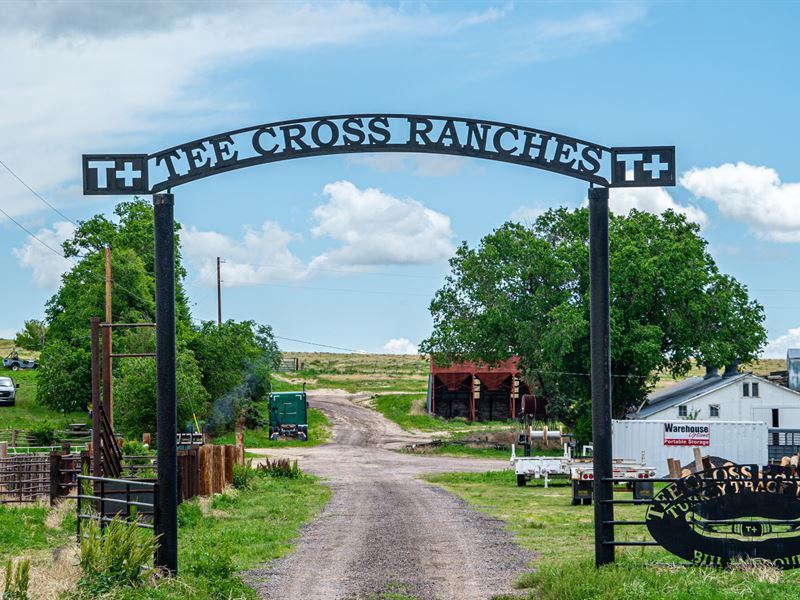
left=424, top=470, right=800, bottom=599
left=409, top=443, right=562, bottom=460
left=0, top=503, right=73, bottom=559
left=67, top=471, right=331, bottom=599
left=212, top=407, right=331, bottom=448
left=0, top=368, right=89, bottom=431
left=372, top=393, right=512, bottom=432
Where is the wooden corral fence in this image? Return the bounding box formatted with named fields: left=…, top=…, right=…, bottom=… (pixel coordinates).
left=0, top=442, right=80, bottom=504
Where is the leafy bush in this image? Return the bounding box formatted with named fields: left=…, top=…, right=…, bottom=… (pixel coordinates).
left=36, top=341, right=91, bottom=413
left=79, top=517, right=158, bottom=593
left=3, top=558, right=30, bottom=600
left=256, top=458, right=302, bottom=479
left=120, top=439, right=151, bottom=456
left=28, top=419, right=57, bottom=446
left=232, top=460, right=255, bottom=489
left=114, top=349, right=209, bottom=438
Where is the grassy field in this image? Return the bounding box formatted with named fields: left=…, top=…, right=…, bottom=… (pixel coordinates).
left=0, top=471, right=330, bottom=599
left=425, top=470, right=800, bottom=599
left=274, top=352, right=428, bottom=394
left=0, top=367, right=89, bottom=431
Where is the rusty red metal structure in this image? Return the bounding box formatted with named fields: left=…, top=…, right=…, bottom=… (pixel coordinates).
left=428, top=357, right=546, bottom=422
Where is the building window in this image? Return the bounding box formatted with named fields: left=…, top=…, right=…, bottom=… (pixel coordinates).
left=743, top=382, right=750, bottom=397
left=752, top=382, right=760, bottom=397
left=678, top=405, right=687, bottom=417
left=710, top=404, right=720, bottom=418
left=773, top=408, right=780, bottom=427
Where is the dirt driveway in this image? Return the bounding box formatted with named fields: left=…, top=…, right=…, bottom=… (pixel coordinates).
left=244, top=392, right=533, bottom=600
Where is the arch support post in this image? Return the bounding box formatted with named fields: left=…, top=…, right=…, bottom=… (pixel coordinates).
left=589, top=186, right=614, bottom=566
left=153, top=192, right=177, bottom=574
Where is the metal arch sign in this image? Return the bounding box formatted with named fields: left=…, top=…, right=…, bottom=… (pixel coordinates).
left=82, top=114, right=676, bottom=194
left=647, top=464, right=800, bottom=568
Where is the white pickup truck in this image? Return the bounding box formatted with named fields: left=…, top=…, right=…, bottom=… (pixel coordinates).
left=510, top=443, right=656, bottom=505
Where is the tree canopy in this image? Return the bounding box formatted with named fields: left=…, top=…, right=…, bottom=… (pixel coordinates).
left=420, top=208, right=767, bottom=440
left=35, top=198, right=280, bottom=437
left=14, top=319, right=47, bottom=351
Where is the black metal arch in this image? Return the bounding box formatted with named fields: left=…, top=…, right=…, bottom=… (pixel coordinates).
left=81, top=113, right=677, bottom=575
left=82, top=113, right=674, bottom=195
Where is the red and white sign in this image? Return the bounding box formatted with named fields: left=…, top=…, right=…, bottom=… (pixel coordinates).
left=663, top=422, right=710, bottom=447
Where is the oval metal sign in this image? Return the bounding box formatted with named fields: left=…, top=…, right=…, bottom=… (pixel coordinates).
left=646, top=464, right=800, bottom=568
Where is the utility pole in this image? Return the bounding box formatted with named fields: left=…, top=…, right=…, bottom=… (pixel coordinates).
left=104, top=246, right=113, bottom=428
left=217, top=256, right=222, bottom=327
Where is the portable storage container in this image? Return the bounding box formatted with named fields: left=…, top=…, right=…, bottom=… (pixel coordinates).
left=612, top=419, right=767, bottom=475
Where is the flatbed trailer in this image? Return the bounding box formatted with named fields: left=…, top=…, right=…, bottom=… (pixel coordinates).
left=510, top=444, right=656, bottom=505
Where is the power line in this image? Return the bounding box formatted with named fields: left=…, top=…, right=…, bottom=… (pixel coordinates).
left=0, top=158, right=79, bottom=227
left=273, top=335, right=361, bottom=353
left=0, top=204, right=74, bottom=262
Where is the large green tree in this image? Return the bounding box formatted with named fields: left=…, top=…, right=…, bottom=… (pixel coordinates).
left=188, top=320, right=281, bottom=434
left=38, top=199, right=192, bottom=413
left=14, top=319, right=47, bottom=351
left=420, top=208, right=767, bottom=440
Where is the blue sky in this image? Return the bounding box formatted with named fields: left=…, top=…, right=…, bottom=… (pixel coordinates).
left=1, top=1, right=799, bottom=357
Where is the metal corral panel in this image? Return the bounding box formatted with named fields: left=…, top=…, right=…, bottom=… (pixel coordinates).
left=613, top=419, right=767, bottom=475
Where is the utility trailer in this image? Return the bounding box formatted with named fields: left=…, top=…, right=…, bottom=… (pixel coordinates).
left=510, top=443, right=656, bottom=505
left=268, top=387, right=309, bottom=441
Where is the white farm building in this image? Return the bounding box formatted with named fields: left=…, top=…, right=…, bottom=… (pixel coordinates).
left=628, top=364, right=800, bottom=428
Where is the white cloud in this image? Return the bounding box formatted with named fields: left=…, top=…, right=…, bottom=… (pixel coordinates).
left=609, top=186, right=708, bottom=226
left=11, top=221, right=75, bottom=287
left=505, top=4, right=647, bottom=64
left=0, top=2, right=503, bottom=220
left=681, top=162, right=800, bottom=242
left=309, top=181, right=455, bottom=270
left=181, top=222, right=305, bottom=287
left=762, top=327, right=800, bottom=359
left=382, top=337, right=419, bottom=355
left=511, top=206, right=546, bottom=224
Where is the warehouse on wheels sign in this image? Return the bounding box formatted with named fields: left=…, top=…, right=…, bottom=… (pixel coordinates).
left=663, top=422, right=711, bottom=447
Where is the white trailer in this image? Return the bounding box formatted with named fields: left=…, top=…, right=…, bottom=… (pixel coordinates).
left=510, top=444, right=656, bottom=505
left=613, top=419, right=768, bottom=475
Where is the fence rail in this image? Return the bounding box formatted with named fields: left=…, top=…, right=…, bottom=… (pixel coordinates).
left=76, top=475, right=159, bottom=554
left=0, top=454, right=49, bottom=503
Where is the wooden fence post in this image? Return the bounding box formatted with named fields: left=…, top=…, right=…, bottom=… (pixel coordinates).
left=224, top=445, right=235, bottom=486
left=235, top=430, right=245, bottom=466
left=49, top=451, right=61, bottom=506
left=213, top=445, right=225, bottom=493
left=198, top=445, right=212, bottom=497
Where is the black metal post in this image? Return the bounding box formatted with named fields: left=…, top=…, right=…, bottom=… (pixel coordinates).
left=90, top=318, right=101, bottom=478
left=153, top=192, right=178, bottom=574
left=589, top=186, right=614, bottom=566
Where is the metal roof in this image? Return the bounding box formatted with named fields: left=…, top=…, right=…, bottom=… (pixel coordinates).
left=629, top=373, right=747, bottom=419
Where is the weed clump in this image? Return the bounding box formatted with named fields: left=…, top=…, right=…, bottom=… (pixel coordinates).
left=77, top=517, right=158, bottom=594
left=256, top=457, right=302, bottom=478
left=3, top=558, right=30, bottom=600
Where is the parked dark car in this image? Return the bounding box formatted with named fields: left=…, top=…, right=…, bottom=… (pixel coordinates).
left=0, top=376, right=19, bottom=406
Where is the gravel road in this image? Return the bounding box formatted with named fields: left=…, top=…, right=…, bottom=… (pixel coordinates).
left=244, top=391, right=534, bottom=600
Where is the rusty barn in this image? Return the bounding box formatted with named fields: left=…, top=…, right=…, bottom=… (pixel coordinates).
left=427, top=357, right=547, bottom=422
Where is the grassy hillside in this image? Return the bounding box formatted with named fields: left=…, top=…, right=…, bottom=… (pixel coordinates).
left=274, top=352, right=428, bottom=393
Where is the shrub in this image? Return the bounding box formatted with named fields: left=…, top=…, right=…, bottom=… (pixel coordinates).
left=232, top=460, right=255, bottom=489
left=28, top=419, right=57, bottom=446
left=79, top=517, right=158, bottom=592
left=256, top=458, right=301, bottom=479
left=3, top=558, right=30, bottom=600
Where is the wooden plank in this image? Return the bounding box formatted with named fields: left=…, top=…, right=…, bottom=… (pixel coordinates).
left=213, top=445, right=225, bottom=494
left=693, top=447, right=703, bottom=472
left=224, top=445, right=235, bottom=486
left=198, top=444, right=212, bottom=496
